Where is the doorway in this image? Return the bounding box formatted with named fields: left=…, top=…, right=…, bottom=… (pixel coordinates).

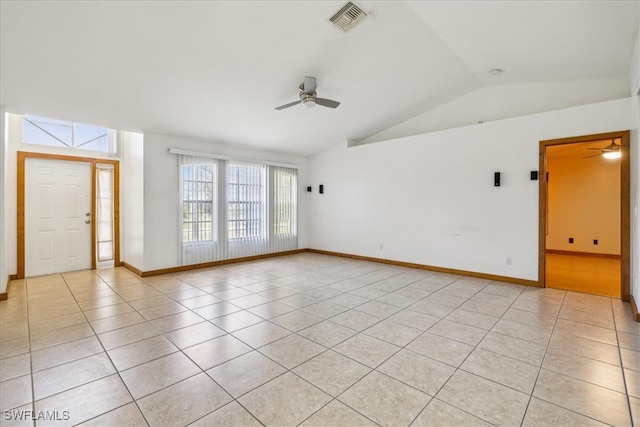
left=17, top=151, right=120, bottom=279
left=538, top=131, right=630, bottom=301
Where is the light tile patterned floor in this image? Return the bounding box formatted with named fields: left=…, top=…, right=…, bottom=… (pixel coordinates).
left=1, top=253, right=638, bottom=426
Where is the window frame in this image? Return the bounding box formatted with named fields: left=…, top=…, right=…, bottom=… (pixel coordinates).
left=22, top=114, right=117, bottom=155
left=181, top=163, right=216, bottom=244
left=226, top=162, right=266, bottom=241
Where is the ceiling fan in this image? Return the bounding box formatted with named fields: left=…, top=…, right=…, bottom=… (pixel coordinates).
left=275, top=76, right=340, bottom=110
left=583, top=140, right=621, bottom=159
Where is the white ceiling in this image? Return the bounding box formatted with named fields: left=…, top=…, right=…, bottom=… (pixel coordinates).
left=1, top=1, right=638, bottom=156
left=546, top=139, right=619, bottom=159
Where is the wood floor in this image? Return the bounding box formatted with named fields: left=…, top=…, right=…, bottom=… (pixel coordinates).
left=545, top=252, right=621, bottom=298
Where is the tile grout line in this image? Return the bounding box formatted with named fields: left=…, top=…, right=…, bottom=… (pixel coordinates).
left=190, top=266, right=440, bottom=426
left=296, top=276, right=502, bottom=426
left=178, top=257, right=390, bottom=425
left=611, top=296, right=636, bottom=426
left=7, top=255, right=636, bottom=426
left=149, top=268, right=499, bottom=424
left=518, top=288, right=567, bottom=427
left=522, top=293, right=631, bottom=426
left=60, top=270, right=154, bottom=427
left=24, top=276, right=36, bottom=427
left=416, top=280, right=530, bottom=426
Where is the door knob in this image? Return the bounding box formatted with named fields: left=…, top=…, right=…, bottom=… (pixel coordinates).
left=85, top=212, right=91, bottom=216
left=85, top=219, right=91, bottom=224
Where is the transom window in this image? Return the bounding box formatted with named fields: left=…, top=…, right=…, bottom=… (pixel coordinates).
left=23, top=115, right=114, bottom=154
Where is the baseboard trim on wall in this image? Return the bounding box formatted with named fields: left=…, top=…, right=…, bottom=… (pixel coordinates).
left=307, top=249, right=540, bottom=287
left=1, top=275, right=21, bottom=301
left=122, top=248, right=539, bottom=286
left=630, top=294, right=640, bottom=322
left=123, top=249, right=308, bottom=277
left=122, top=262, right=143, bottom=277
left=545, top=249, right=621, bottom=259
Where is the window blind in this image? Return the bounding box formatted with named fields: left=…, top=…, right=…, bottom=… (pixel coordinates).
left=178, top=154, right=298, bottom=265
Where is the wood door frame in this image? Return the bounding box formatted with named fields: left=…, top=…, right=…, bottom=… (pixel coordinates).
left=538, top=130, right=631, bottom=301
left=17, top=151, right=120, bottom=279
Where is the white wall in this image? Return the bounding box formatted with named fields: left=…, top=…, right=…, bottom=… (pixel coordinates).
left=546, top=154, right=620, bottom=255
left=1, top=109, right=7, bottom=294
left=630, top=17, right=640, bottom=303
left=309, top=98, right=631, bottom=281
left=141, top=132, right=310, bottom=271
left=121, top=131, right=144, bottom=270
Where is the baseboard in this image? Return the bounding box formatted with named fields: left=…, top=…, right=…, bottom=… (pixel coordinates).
left=123, top=249, right=308, bottom=277
left=122, top=262, right=143, bottom=277
left=1, top=275, right=19, bottom=301
left=307, top=249, right=540, bottom=287
left=630, top=294, right=640, bottom=322
left=122, top=247, right=539, bottom=287
left=545, top=249, right=621, bottom=259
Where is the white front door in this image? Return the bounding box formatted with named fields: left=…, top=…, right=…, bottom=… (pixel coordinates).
left=25, top=158, right=92, bottom=277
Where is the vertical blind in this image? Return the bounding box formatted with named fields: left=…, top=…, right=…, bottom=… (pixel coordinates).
left=178, top=154, right=298, bottom=266
left=271, top=166, right=298, bottom=253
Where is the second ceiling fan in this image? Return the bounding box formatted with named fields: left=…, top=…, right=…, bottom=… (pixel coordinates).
left=583, top=139, right=621, bottom=159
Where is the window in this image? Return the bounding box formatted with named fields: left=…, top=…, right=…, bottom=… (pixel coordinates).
left=96, top=165, right=115, bottom=263
left=273, top=167, right=297, bottom=236
left=227, top=162, right=265, bottom=240
left=176, top=151, right=298, bottom=265
left=182, top=163, right=216, bottom=243
left=23, top=115, right=115, bottom=154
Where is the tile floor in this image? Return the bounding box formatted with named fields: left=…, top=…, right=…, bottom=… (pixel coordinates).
left=0, top=253, right=638, bottom=426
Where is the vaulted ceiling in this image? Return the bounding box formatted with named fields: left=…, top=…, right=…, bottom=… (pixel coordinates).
left=1, top=1, right=638, bottom=156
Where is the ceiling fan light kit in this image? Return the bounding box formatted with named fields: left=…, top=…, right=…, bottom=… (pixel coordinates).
left=602, top=150, right=622, bottom=159
left=583, top=139, right=621, bottom=160
left=302, top=94, right=316, bottom=108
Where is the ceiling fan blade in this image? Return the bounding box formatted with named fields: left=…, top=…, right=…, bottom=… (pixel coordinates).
left=275, top=100, right=301, bottom=110
left=303, top=76, right=316, bottom=94
left=586, top=148, right=602, bottom=150
left=582, top=153, right=602, bottom=159
left=315, top=98, right=340, bottom=108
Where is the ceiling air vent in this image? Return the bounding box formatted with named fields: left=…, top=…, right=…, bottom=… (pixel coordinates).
left=329, top=2, right=368, bottom=33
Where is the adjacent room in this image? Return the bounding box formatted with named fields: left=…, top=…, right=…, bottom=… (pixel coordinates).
left=1, top=1, right=639, bottom=426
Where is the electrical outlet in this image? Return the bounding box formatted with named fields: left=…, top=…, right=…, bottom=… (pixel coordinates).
left=505, top=257, right=512, bottom=265
left=569, top=237, right=574, bottom=244
left=379, top=244, right=383, bottom=250
left=593, top=239, right=598, bottom=245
